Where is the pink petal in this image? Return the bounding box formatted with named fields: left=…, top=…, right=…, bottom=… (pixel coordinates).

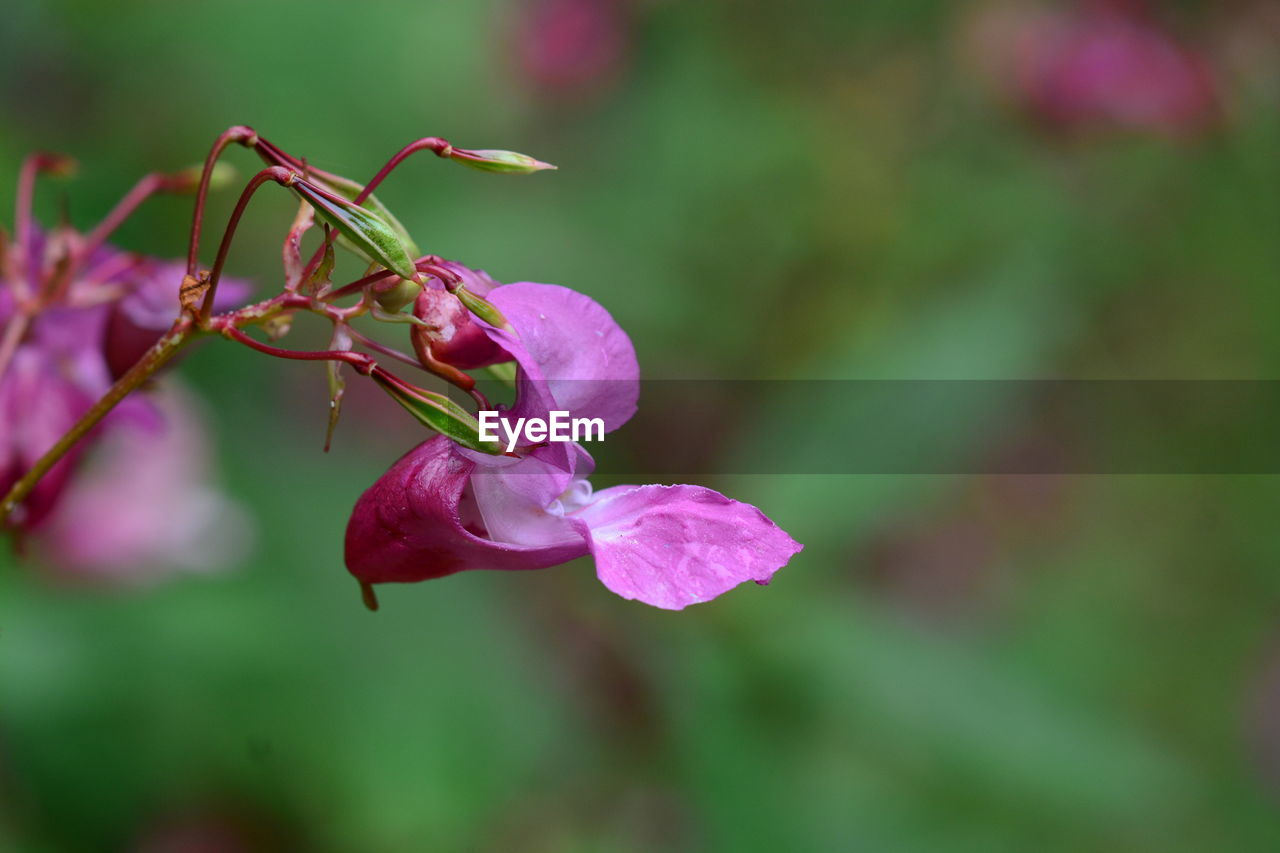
left=483, top=283, right=639, bottom=431
left=0, top=347, right=93, bottom=527
left=41, top=383, right=250, bottom=582
left=104, top=260, right=250, bottom=379
left=468, top=442, right=596, bottom=546
left=571, top=484, right=803, bottom=610
left=345, top=436, right=589, bottom=584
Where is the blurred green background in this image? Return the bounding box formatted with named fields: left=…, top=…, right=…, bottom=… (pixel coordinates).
left=3, top=0, right=1280, bottom=850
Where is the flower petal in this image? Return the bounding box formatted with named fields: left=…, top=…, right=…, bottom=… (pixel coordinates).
left=0, top=347, right=92, bottom=527
left=483, top=283, right=639, bottom=431
left=345, top=436, right=589, bottom=584
left=469, top=442, right=595, bottom=546
left=105, top=260, right=250, bottom=379
left=571, top=485, right=803, bottom=610
left=41, top=383, right=251, bottom=582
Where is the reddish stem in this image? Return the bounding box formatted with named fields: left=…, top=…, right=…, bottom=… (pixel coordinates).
left=283, top=137, right=454, bottom=281
left=10, top=153, right=67, bottom=297
left=252, top=137, right=304, bottom=172
left=323, top=268, right=396, bottom=302
left=199, top=166, right=296, bottom=321
left=344, top=325, right=428, bottom=372
left=354, top=137, right=453, bottom=204
left=75, top=172, right=182, bottom=271
left=221, top=326, right=376, bottom=374
left=187, top=125, right=258, bottom=276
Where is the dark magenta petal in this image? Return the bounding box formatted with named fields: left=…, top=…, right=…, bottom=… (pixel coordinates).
left=345, top=436, right=589, bottom=585
left=571, top=484, right=803, bottom=610
left=0, top=347, right=93, bottom=527
left=415, top=285, right=510, bottom=369
left=413, top=262, right=509, bottom=370
left=104, top=260, right=250, bottom=379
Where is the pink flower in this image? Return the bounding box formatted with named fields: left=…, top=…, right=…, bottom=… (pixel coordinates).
left=2, top=225, right=249, bottom=579
left=103, top=258, right=249, bottom=379
left=0, top=346, right=93, bottom=527
left=509, top=0, right=632, bottom=103
left=965, top=0, right=1219, bottom=137
left=346, top=278, right=802, bottom=609
left=40, top=383, right=251, bottom=583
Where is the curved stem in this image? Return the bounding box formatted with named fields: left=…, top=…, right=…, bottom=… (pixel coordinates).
left=344, top=325, right=488, bottom=407
left=77, top=173, right=165, bottom=267
left=187, top=125, right=258, bottom=275
left=0, top=318, right=196, bottom=526
left=355, top=137, right=452, bottom=204
left=221, top=326, right=376, bottom=373
left=323, top=268, right=396, bottom=302
left=288, top=137, right=452, bottom=282
left=10, top=153, right=65, bottom=299
left=344, top=325, right=427, bottom=372
left=199, top=166, right=295, bottom=321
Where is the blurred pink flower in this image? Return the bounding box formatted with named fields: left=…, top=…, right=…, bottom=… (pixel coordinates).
left=40, top=382, right=251, bottom=583
left=2, top=221, right=250, bottom=579
left=964, top=0, right=1219, bottom=137
left=509, top=0, right=633, bottom=102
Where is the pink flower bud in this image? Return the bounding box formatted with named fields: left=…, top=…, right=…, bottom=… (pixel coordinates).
left=410, top=263, right=511, bottom=369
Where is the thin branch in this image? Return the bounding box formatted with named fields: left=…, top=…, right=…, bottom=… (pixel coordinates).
left=199, top=166, right=296, bottom=321
left=186, top=125, right=258, bottom=275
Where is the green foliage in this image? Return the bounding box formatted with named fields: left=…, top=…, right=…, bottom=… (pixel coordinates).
left=2, top=0, right=1279, bottom=851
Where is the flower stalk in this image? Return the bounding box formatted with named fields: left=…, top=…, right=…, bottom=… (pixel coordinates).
left=3, top=128, right=552, bottom=534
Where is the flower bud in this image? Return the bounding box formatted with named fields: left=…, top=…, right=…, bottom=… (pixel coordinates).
left=370, top=369, right=504, bottom=454
left=372, top=276, right=423, bottom=314
left=410, top=278, right=510, bottom=370
left=303, top=170, right=421, bottom=258
left=0, top=347, right=92, bottom=529
left=447, top=148, right=557, bottom=174
left=454, top=285, right=512, bottom=331
left=289, top=179, right=418, bottom=281
left=35, top=152, right=78, bottom=178
left=165, top=161, right=236, bottom=194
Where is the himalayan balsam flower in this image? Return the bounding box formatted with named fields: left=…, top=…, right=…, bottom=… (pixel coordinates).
left=0, top=225, right=246, bottom=578
left=346, top=275, right=802, bottom=610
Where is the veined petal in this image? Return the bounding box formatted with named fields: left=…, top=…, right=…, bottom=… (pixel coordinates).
left=345, top=436, right=589, bottom=584
left=482, top=283, right=638, bottom=431
left=571, top=484, right=802, bottom=610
